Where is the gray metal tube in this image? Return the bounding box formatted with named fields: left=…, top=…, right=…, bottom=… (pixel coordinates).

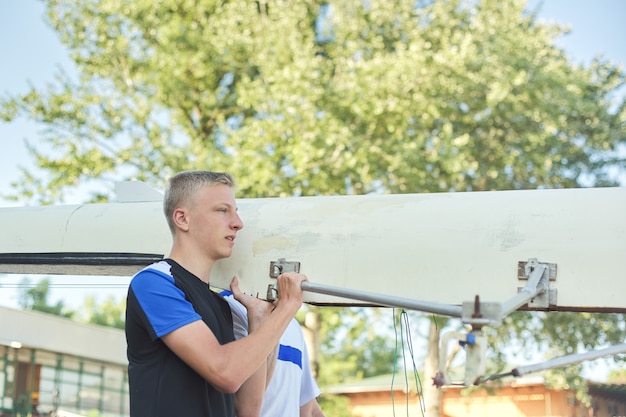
left=501, top=264, right=547, bottom=316
left=301, top=281, right=463, bottom=317
left=512, top=343, right=626, bottom=376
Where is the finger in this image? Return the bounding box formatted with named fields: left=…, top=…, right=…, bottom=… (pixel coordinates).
left=230, top=276, right=241, bottom=295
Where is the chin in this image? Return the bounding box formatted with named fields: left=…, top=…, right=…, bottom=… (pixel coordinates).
left=220, top=249, right=234, bottom=259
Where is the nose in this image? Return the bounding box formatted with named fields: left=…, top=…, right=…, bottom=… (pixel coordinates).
left=232, top=213, right=244, bottom=231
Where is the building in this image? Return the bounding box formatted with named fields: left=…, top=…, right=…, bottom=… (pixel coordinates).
left=0, top=306, right=128, bottom=417
left=325, top=372, right=626, bottom=417
left=3, top=303, right=626, bottom=417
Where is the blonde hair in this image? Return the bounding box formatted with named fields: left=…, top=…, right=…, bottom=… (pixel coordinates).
left=163, top=170, right=236, bottom=234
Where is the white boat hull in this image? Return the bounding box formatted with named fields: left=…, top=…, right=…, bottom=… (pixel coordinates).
left=1, top=187, right=624, bottom=311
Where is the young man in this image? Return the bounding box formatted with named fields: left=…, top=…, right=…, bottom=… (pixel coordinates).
left=125, top=170, right=307, bottom=417
left=222, top=292, right=327, bottom=417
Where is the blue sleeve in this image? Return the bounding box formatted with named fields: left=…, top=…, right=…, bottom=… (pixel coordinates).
left=130, top=267, right=201, bottom=338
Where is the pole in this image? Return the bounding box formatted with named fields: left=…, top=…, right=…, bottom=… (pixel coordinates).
left=512, top=343, right=626, bottom=377
left=301, top=281, right=463, bottom=318
left=501, top=263, right=547, bottom=316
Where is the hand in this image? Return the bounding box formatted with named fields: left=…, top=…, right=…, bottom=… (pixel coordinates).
left=274, top=271, right=307, bottom=314
left=230, top=276, right=274, bottom=330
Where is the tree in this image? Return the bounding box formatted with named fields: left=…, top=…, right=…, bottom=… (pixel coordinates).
left=17, top=277, right=74, bottom=318
left=2, top=0, right=625, bottom=415
left=315, top=306, right=398, bottom=384
left=75, top=294, right=126, bottom=329
left=2, top=0, right=623, bottom=204
left=607, top=368, right=626, bottom=383
left=14, top=277, right=127, bottom=329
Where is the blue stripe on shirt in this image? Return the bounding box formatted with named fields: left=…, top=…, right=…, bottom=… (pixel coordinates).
left=278, top=344, right=302, bottom=369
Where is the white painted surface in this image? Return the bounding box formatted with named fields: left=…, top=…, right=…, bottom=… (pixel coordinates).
left=1, top=187, right=624, bottom=311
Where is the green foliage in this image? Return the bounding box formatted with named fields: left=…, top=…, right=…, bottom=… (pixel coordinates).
left=491, top=311, right=626, bottom=365
left=76, top=294, right=126, bottom=329
left=530, top=312, right=625, bottom=397
left=17, top=277, right=74, bottom=318
left=318, top=394, right=354, bottom=417
left=607, top=368, right=626, bottom=383
left=313, top=306, right=397, bottom=386
left=15, top=277, right=127, bottom=330
left=488, top=311, right=626, bottom=394
left=1, top=0, right=624, bottom=203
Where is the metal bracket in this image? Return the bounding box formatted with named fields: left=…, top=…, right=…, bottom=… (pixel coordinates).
left=462, top=296, right=502, bottom=327
left=267, top=258, right=301, bottom=301
left=269, top=258, right=300, bottom=277
left=518, top=259, right=557, bottom=281
left=517, top=258, right=557, bottom=309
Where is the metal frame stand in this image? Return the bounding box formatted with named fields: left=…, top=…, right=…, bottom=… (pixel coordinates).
left=267, top=257, right=623, bottom=387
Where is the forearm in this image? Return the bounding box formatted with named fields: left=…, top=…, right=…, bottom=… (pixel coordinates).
left=266, top=342, right=279, bottom=386
left=300, top=399, right=325, bottom=417
left=223, top=302, right=298, bottom=391
left=211, top=272, right=305, bottom=392
left=239, top=301, right=292, bottom=355
left=234, top=360, right=266, bottom=417
left=234, top=312, right=279, bottom=414
left=163, top=301, right=298, bottom=394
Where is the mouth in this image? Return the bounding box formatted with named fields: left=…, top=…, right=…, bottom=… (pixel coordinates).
left=226, top=236, right=235, bottom=244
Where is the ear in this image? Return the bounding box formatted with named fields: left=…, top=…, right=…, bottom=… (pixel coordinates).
left=172, top=208, right=190, bottom=232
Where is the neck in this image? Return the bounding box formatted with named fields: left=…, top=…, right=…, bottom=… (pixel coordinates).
left=168, top=245, right=214, bottom=284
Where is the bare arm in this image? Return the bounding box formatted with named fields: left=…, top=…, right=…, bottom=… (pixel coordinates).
left=231, top=281, right=278, bottom=417
left=234, top=340, right=280, bottom=417
left=266, top=342, right=279, bottom=386
left=300, top=399, right=326, bottom=417
left=162, top=272, right=306, bottom=395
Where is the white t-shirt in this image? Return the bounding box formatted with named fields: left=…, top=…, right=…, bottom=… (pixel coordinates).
left=222, top=292, right=321, bottom=416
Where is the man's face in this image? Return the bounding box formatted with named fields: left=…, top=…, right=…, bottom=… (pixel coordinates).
left=186, top=183, right=244, bottom=261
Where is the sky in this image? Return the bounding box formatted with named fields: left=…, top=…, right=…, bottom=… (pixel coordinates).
left=0, top=0, right=624, bottom=379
